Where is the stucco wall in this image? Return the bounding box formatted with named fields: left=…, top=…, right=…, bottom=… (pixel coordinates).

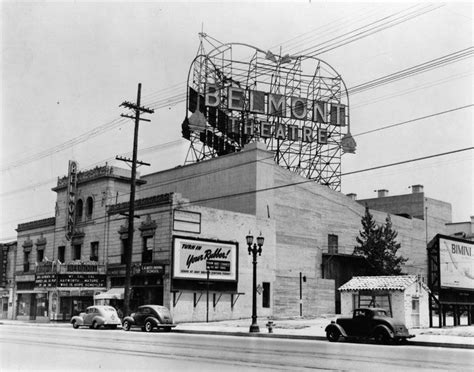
left=340, top=283, right=430, bottom=329
left=167, top=205, right=276, bottom=323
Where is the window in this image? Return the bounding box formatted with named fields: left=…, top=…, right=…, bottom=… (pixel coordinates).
left=58, top=246, right=65, bottom=263
left=142, top=236, right=152, bottom=263
left=75, top=199, right=83, bottom=222
left=23, top=251, right=30, bottom=272
left=262, top=282, right=271, bottom=308
left=328, top=234, right=338, bottom=254
left=37, top=249, right=44, bottom=263
left=121, top=239, right=128, bottom=265
left=90, top=242, right=99, bottom=262
left=86, top=197, right=94, bottom=218
left=72, top=244, right=82, bottom=261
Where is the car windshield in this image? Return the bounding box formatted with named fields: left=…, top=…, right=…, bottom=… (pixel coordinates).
left=373, top=310, right=387, bottom=316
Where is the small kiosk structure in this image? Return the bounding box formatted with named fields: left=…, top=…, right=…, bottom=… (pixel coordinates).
left=339, top=275, right=430, bottom=329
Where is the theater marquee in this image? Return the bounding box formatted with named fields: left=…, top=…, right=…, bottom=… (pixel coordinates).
left=172, top=236, right=238, bottom=282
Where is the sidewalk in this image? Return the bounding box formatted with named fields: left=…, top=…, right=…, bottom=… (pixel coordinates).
left=175, top=316, right=474, bottom=349
left=1, top=316, right=473, bottom=349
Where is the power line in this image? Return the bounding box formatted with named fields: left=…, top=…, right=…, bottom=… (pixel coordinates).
left=342, top=147, right=474, bottom=176
left=352, top=104, right=473, bottom=137
left=2, top=146, right=472, bottom=238
left=0, top=6, right=456, bottom=173
left=1, top=102, right=471, bottom=200
left=348, top=47, right=473, bottom=95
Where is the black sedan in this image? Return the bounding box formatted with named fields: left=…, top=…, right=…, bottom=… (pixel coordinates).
left=122, top=305, right=176, bottom=332
left=325, top=307, right=414, bottom=344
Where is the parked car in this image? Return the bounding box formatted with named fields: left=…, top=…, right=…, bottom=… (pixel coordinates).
left=71, top=305, right=122, bottom=329
left=122, top=305, right=176, bottom=332
left=325, top=307, right=414, bottom=344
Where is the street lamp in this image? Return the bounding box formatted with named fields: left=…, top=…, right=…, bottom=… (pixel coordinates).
left=246, top=232, right=264, bottom=333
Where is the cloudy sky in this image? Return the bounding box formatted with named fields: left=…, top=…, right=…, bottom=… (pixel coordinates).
left=1, top=1, right=472, bottom=242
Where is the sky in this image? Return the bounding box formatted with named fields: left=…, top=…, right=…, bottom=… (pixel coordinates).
left=1, top=1, right=473, bottom=242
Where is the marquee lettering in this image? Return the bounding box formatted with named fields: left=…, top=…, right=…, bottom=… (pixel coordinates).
left=204, top=83, right=345, bottom=126
left=451, top=244, right=472, bottom=256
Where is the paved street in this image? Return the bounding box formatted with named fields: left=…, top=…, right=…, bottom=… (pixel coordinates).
left=1, top=324, right=473, bottom=371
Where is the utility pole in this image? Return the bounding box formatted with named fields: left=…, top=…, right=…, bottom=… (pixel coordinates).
left=117, top=83, right=154, bottom=317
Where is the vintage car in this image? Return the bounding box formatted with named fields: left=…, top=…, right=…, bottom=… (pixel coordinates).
left=325, top=307, right=414, bottom=344
left=71, top=305, right=122, bottom=329
left=122, top=305, right=176, bottom=332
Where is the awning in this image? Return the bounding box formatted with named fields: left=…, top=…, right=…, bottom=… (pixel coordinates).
left=94, top=287, right=124, bottom=300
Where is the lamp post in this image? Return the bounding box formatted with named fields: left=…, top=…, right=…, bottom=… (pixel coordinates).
left=246, top=232, right=264, bottom=333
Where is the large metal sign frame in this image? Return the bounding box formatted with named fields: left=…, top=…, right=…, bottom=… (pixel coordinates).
left=427, top=234, right=474, bottom=327
left=182, top=34, right=354, bottom=190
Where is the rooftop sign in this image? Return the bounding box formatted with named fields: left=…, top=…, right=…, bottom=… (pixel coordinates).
left=182, top=39, right=355, bottom=190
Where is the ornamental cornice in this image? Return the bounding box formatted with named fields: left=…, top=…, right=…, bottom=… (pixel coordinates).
left=17, top=217, right=56, bottom=233
left=108, top=193, right=173, bottom=215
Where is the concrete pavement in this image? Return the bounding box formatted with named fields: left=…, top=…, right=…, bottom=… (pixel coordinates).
left=1, top=316, right=473, bottom=349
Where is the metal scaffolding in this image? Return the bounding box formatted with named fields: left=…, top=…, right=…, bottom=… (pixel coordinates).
left=182, top=34, right=354, bottom=191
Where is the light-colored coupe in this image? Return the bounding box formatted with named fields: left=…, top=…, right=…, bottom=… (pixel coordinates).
left=71, top=305, right=122, bottom=329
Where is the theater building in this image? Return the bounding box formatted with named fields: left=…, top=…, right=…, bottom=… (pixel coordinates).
left=11, top=141, right=457, bottom=323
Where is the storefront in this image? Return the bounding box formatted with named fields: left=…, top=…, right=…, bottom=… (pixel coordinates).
left=106, top=263, right=165, bottom=313
left=16, top=289, right=49, bottom=322
left=15, top=262, right=108, bottom=321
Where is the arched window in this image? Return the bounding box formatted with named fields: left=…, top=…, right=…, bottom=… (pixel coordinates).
left=75, top=199, right=83, bottom=222
left=86, top=197, right=94, bottom=218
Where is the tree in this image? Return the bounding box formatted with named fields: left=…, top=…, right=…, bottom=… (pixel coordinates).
left=353, top=205, right=408, bottom=275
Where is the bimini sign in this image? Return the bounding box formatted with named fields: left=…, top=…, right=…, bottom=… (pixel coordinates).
left=182, top=39, right=355, bottom=190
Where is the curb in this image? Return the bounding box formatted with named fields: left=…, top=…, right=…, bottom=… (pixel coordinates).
left=2, top=321, right=473, bottom=350
left=173, top=329, right=474, bottom=350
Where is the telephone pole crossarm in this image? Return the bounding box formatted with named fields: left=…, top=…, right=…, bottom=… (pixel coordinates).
left=120, top=101, right=155, bottom=114
left=121, top=114, right=151, bottom=122
left=116, top=156, right=151, bottom=167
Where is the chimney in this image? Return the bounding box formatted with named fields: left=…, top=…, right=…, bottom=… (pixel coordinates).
left=411, top=184, right=424, bottom=193
left=377, top=189, right=389, bottom=198
left=346, top=193, right=357, bottom=200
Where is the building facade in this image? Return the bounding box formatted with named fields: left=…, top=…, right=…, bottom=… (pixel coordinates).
left=10, top=142, right=454, bottom=322
left=0, top=241, right=16, bottom=319
left=445, top=216, right=474, bottom=241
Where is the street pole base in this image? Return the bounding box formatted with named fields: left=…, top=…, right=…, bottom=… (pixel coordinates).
left=249, top=323, right=260, bottom=333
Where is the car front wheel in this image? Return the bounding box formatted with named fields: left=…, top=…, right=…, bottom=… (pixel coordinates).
left=144, top=320, right=153, bottom=332
left=123, top=320, right=131, bottom=331
left=326, top=328, right=340, bottom=342
left=374, top=330, right=390, bottom=344
left=72, top=320, right=79, bottom=329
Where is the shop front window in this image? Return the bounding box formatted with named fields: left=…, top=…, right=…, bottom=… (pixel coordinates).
left=36, top=294, right=48, bottom=317
left=17, top=293, right=33, bottom=316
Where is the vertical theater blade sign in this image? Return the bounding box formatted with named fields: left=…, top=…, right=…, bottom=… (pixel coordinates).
left=65, top=160, right=78, bottom=240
